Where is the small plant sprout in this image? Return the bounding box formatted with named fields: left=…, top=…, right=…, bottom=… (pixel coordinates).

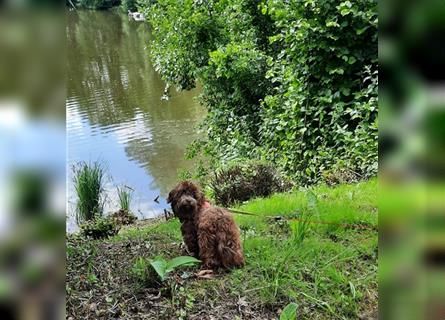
left=150, top=256, right=201, bottom=281
left=132, top=256, right=201, bottom=284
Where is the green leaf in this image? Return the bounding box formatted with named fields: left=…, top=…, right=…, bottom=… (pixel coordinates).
left=356, top=26, right=369, bottom=35
left=150, top=259, right=167, bottom=281
left=165, top=256, right=201, bottom=273
left=280, top=302, right=298, bottom=320
left=326, top=20, right=339, bottom=28
left=349, top=281, right=356, bottom=299
left=348, top=56, right=357, bottom=64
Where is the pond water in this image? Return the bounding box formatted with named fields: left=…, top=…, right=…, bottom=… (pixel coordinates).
left=67, top=10, right=203, bottom=232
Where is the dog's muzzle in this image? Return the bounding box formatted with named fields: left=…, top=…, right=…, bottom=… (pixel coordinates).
left=178, top=196, right=197, bottom=210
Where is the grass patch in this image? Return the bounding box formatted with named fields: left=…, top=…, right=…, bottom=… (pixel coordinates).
left=117, top=186, right=132, bottom=212
left=67, top=179, right=377, bottom=319
left=112, top=186, right=137, bottom=225
left=72, top=161, right=106, bottom=224
left=229, top=179, right=378, bottom=318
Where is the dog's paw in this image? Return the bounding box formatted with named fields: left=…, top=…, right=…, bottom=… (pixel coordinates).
left=179, top=243, right=196, bottom=256
left=196, top=269, right=214, bottom=279
left=179, top=242, right=189, bottom=253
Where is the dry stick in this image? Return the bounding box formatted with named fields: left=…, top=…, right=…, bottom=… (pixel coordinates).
left=227, top=208, right=377, bottom=231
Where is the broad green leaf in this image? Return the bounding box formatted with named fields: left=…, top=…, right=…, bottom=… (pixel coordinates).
left=150, top=259, right=167, bottom=281
left=166, top=256, right=201, bottom=273
left=348, top=56, right=357, bottom=64
left=280, top=302, right=298, bottom=320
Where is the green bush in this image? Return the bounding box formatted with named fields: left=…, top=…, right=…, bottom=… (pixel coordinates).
left=80, top=217, right=119, bottom=239
left=143, top=0, right=378, bottom=185
left=260, top=0, right=378, bottom=184
left=210, top=160, right=292, bottom=206
left=120, top=0, right=138, bottom=12
left=111, top=209, right=137, bottom=225
left=144, top=0, right=221, bottom=90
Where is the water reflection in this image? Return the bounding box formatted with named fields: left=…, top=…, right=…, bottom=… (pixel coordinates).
left=67, top=10, right=203, bottom=232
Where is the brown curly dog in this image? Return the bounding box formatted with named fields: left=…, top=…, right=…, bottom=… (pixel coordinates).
left=167, top=181, right=245, bottom=269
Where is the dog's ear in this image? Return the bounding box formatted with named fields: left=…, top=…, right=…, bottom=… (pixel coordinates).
left=167, top=189, right=175, bottom=204
left=195, top=186, right=206, bottom=206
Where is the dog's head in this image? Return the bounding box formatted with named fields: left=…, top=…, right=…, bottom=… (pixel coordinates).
left=167, top=181, right=205, bottom=221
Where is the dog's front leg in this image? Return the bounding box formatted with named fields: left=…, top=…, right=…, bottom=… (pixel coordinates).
left=198, top=231, right=219, bottom=269
left=180, top=222, right=199, bottom=257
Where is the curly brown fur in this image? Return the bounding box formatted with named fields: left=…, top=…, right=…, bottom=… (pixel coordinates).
left=167, top=181, right=245, bottom=269
left=167, top=181, right=205, bottom=257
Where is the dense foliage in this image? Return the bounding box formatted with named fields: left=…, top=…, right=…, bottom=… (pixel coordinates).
left=74, top=0, right=147, bottom=10
left=144, top=0, right=378, bottom=184
left=75, top=0, right=120, bottom=10
left=210, top=160, right=292, bottom=206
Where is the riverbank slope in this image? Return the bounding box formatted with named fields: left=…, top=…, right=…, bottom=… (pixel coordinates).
left=67, top=179, right=377, bottom=319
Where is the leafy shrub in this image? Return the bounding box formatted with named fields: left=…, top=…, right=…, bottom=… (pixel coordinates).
left=210, top=160, right=292, bottom=206
left=80, top=217, right=119, bottom=239
left=321, top=167, right=362, bottom=186
left=143, top=0, right=378, bottom=185
left=72, top=161, right=105, bottom=224
left=260, top=0, right=378, bottom=184
left=143, top=0, right=221, bottom=90
left=111, top=209, right=137, bottom=225
left=120, top=0, right=137, bottom=12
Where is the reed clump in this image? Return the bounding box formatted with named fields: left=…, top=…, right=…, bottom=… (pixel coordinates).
left=73, top=161, right=105, bottom=224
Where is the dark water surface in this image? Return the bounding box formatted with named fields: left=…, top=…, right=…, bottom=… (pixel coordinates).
left=67, top=10, right=203, bottom=232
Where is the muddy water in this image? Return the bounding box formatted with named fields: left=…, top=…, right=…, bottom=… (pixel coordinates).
left=67, top=10, right=203, bottom=232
